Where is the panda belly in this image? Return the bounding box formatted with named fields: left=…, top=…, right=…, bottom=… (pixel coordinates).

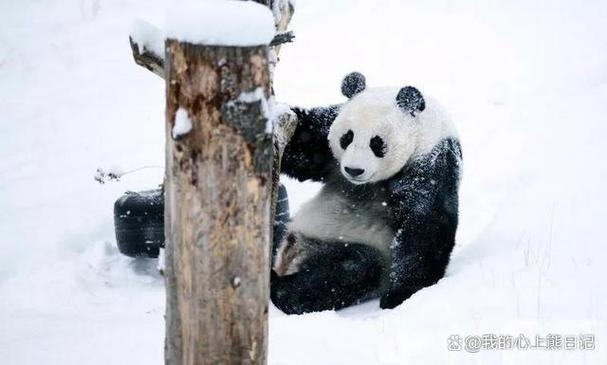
left=287, top=187, right=394, bottom=258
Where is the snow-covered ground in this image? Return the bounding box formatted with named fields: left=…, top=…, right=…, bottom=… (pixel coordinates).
left=1, top=0, right=606, bottom=364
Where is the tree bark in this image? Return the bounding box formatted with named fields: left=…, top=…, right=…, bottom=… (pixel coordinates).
left=164, top=42, right=272, bottom=365
left=163, top=2, right=296, bottom=365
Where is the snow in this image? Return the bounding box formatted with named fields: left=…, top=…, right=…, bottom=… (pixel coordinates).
left=165, top=0, right=275, bottom=46
left=171, top=108, right=192, bottom=139
left=1, top=0, right=607, bottom=364
left=129, top=18, right=164, bottom=57
left=237, top=87, right=269, bottom=115
left=131, top=1, right=276, bottom=56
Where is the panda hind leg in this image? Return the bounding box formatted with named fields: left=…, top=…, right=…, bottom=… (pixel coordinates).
left=271, top=240, right=384, bottom=315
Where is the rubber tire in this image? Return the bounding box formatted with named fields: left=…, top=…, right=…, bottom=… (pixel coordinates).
left=114, top=184, right=289, bottom=258
left=114, top=188, right=164, bottom=258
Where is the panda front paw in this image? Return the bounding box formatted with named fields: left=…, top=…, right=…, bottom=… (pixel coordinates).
left=380, top=288, right=414, bottom=309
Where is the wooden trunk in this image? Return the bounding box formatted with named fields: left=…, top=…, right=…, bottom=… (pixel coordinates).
left=164, top=41, right=272, bottom=365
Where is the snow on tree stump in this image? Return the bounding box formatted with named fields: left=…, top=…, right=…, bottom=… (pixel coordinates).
left=161, top=2, right=290, bottom=364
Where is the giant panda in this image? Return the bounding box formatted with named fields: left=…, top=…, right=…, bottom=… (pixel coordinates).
left=271, top=72, right=462, bottom=314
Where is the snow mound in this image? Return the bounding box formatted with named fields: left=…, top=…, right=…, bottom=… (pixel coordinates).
left=165, top=0, right=275, bottom=46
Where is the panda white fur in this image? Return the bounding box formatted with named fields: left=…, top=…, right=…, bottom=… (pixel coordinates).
left=271, top=72, right=462, bottom=314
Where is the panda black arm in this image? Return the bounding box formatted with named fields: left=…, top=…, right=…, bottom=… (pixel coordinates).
left=281, top=105, right=340, bottom=182
left=381, top=138, right=462, bottom=309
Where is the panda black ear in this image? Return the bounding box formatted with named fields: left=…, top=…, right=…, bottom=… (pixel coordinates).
left=341, top=72, right=366, bottom=99
left=396, top=86, right=425, bottom=116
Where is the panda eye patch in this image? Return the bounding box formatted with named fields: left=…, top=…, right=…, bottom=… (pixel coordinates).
left=370, top=135, right=387, bottom=158
left=340, top=130, right=354, bottom=149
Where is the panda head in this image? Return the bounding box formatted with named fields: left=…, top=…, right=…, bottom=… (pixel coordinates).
left=328, top=72, right=426, bottom=185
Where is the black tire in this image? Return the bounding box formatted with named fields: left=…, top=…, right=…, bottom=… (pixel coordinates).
left=114, top=188, right=164, bottom=258
left=114, top=184, right=289, bottom=258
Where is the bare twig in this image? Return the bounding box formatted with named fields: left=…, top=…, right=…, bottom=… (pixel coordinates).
left=270, top=31, right=295, bottom=46
left=94, top=165, right=163, bottom=184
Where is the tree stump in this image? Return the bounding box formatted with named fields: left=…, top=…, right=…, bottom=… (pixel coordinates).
left=164, top=42, right=272, bottom=365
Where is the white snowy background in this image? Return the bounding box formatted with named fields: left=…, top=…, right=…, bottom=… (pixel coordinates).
left=1, top=0, right=606, bottom=364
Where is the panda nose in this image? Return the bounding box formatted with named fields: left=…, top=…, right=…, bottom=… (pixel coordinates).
left=344, top=166, right=365, bottom=177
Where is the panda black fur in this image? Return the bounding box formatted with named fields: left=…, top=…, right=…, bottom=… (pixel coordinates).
left=271, top=72, right=462, bottom=314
